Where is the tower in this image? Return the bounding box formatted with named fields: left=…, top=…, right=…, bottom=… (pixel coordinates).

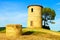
left=27, top=5, right=43, bottom=28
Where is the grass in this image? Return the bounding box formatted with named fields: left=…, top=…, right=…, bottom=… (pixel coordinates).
left=0, top=30, right=6, bottom=33
left=22, top=28, right=60, bottom=40
left=0, top=27, right=60, bottom=35
left=0, top=27, right=60, bottom=40
left=22, top=28, right=60, bottom=37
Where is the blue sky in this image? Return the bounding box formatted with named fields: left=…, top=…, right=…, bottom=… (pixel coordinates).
left=0, top=0, right=60, bottom=31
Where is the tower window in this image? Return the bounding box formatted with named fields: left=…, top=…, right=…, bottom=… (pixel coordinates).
left=31, top=8, right=33, bottom=12
left=30, top=21, right=33, bottom=26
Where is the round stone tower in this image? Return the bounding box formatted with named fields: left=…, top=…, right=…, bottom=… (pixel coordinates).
left=27, top=5, right=43, bottom=28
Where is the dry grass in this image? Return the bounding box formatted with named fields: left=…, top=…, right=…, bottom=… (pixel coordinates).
left=0, top=33, right=6, bottom=40
left=0, top=28, right=60, bottom=40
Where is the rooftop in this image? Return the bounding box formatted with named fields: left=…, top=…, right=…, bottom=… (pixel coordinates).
left=27, top=5, right=43, bottom=8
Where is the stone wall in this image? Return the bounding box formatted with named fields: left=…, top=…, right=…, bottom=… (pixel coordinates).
left=27, top=5, right=43, bottom=28
left=6, top=24, right=22, bottom=39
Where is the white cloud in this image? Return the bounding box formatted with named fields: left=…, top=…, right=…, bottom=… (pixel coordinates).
left=0, top=13, right=27, bottom=22
left=56, top=2, right=60, bottom=5
left=55, top=19, right=60, bottom=25
left=0, top=17, right=7, bottom=20
left=0, top=13, right=27, bottom=27
left=9, top=13, right=27, bottom=22
left=49, top=19, right=60, bottom=31
left=56, top=8, right=60, bottom=11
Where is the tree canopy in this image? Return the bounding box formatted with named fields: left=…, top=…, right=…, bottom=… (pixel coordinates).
left=42, top=7, right=56, bottom=29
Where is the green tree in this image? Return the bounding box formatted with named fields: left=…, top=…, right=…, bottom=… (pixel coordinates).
left=42, top=8, right=56, bottom=28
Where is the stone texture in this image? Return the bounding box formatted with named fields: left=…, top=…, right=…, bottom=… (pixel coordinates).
left=6, top=24, right=22, bottom=39
left=27, top=5, right=43, bottom=28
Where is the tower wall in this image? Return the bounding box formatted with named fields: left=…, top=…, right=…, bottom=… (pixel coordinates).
left=27, top=5, right=43, bottom=28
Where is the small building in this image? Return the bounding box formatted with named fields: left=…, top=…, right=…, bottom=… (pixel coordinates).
left=6, top=24, right=22, bottom=38
left=27, top=5, right=43, bottom=28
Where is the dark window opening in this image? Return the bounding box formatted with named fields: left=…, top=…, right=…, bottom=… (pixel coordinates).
left=30, top=21, right=33, bottom=26
left=31, top=8, right=33, bottom=12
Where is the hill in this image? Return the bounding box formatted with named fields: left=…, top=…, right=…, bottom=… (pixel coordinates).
left=0, top=28, right=60, bottom=40
left=22, top=28, right=60, bottom=40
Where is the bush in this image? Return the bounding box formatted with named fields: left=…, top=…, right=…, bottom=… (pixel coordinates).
left=0, top=27, right=6, bottom=31
left=42, top=25, right=50, bottom=30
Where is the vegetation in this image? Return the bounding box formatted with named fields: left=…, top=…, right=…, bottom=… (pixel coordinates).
left=58, top=31, right=60, bottom=32
left=22, top=28, right=60, bottom=40
left=42, top=8, right=56, bottom=29
left=0, top=28, right=60, bottom=40
left=0, top=27, right=5, bottom=31
left=0, top=27, right=6, bottom=33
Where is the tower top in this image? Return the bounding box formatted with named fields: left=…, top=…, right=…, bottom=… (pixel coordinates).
left=27, top=5, right=43, bottom=8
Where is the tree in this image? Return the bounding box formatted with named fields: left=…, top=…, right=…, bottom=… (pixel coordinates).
left=42, top=8, right=56, bottom=29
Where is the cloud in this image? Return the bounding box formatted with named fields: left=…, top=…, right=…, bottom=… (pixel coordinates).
left=0, top=13, right=27, bottom=27
left=56, top=8, right=60, bottom=11
left=10, top=13, right=27, bottom=22
left=55, top=19, right=60, bottom=25
left=0, top=1, right=27, bottom=27
left=0, top=13, right=27, bottom=22
left=56, top=2, right=60, bottom=5
left=49, top=19, right=60, bottom=31
left=0, top=17, right=7, bottom=21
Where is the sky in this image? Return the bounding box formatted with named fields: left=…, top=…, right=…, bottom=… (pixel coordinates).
left=0, top=0, right=60, bottom=31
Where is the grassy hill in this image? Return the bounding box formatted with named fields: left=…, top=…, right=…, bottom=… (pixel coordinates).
left=22, top=28, right=60, bottom=40
left=0, top=27, right=60, bottom=40
left=22, top=28, right=60, bottom=36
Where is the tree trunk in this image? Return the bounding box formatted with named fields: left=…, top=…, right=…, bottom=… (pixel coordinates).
left=44, top=20, right=45, bottom=27
left=44, top=14, right=47, bottom=27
